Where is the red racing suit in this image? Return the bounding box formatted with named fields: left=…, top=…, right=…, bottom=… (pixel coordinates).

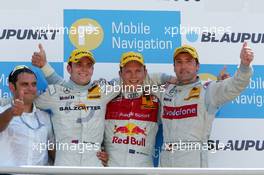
left=104, top=92, right=159, bottom=167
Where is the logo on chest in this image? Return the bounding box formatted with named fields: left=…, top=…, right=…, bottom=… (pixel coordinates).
left=87, top=85, right=101, bottom=99
left=184, top=87, right=201, bottom=101
left=162, top=104, right=197, bottom=119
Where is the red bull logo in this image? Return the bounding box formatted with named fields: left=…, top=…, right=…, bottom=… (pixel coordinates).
left=112, top=123, right=147, bottom=147
left=114, top=125, right=130, bottom=134
left=131, top=126, right=147, bottom=136
left=112, top=136, right=145, bottom=146
left=114, top=123, right=147, bottom=136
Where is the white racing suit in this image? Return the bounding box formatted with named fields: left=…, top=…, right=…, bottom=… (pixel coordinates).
left=36, top=65, right=118, bottom=166
left=160, top=64, right=252, bottom=167
left=104, top=91, right=160, bottom=167
left=40, top=63, right=171, bottom=167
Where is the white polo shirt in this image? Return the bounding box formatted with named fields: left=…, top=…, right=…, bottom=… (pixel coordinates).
left=0, top=103, right=54, bottom=166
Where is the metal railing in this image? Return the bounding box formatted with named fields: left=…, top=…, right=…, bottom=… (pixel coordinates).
left=1, top=167, right=264, bottom=175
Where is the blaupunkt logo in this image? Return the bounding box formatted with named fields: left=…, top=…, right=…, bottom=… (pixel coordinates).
left=186, top=32, right=264, bottom=44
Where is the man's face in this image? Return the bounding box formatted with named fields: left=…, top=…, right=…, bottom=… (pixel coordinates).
left=67, top=57, right=94, bottom=86
left=119, top=61, right=147, bottom=88
left=174, top=53, right=199, bottom=85
left=10, top=73, right=37, bottom=105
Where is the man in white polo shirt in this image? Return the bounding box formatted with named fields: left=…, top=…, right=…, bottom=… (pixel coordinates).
left=0, top=65, right=54, bottom=166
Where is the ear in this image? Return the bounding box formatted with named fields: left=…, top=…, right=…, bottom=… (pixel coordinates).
left=67, top=64, right=72, bottom=74
left=144, top=66, right=147, bottom=77
left=196, top=63, right=200, bottom=73
left=9, top=82, right=16, bottom=93
left=119, top=70, right=122, bottom=77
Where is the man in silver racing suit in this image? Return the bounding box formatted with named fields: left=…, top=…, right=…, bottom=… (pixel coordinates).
left=159, top=43, right=254, bottom=167
left=32, top=45, right=118, bottom=166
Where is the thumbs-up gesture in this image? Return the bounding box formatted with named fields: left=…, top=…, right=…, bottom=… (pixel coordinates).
left=11, top=90, right=25, bottom=116
left=32, top=43, right=47, bottom=68
left=240, top=42, right=254, bottom=66
left=217, top=65, right=230, bottom=80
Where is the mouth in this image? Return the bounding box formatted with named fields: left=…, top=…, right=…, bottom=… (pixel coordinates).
left=79, top=73, right=88, bottom=78
left=23, top=93, right=37, bottom=97
left=129, top=80, right=140, bottom=84
left=180, top=71, right=190, bottom=75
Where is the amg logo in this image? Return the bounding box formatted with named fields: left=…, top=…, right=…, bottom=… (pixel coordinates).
left=0, top=29, right=57, bottom=40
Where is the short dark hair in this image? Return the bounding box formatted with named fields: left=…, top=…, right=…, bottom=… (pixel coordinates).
left=8, top=65, right=37, bottom=85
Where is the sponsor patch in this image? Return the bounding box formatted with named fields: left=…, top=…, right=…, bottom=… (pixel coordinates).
left=88, top=85, right=101, bottom=99
left=184, top=87, right=201, bottom=101
left=63, top=88, right=71, bottom=94
left=59, top=95, right=74, bottom=100
left=162, top=104, right=197, bottom=119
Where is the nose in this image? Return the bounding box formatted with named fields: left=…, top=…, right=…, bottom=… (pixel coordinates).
left=80, top=65, right=87, bottom=71
left=130, top=71, right=137, bottom=79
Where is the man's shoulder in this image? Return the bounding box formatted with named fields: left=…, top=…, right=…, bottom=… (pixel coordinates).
left=0, top=103, right=11, bottom=113
left=40, top=84, right=73, bottom=96
left=164, top=83, right=176, bottom=90
left=201, top=80, right=213, bottom=89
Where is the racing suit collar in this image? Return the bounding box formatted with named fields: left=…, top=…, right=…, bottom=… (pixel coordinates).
left=68, top=79, right=92, bottom=92
left=121, top=91, right=143, bottom=99
left=176, top=77, right=201, bottom=90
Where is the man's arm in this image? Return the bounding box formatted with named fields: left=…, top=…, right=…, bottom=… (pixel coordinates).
left=32, top=44, right=65, bottom=85
left=35, top=85, right=57, bottom=110
left=145, top=73, right=175, bottom=86
left=205, top=42, right=254, bottom=108
left=0, top=98, right=11, bottom=107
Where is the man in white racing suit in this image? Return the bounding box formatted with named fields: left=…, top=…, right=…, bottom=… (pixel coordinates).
left=32, top=45, right=117, bottom=166
left=103, top=51, right=166, bottom=167
left=160, top=43, right=254, bottom=167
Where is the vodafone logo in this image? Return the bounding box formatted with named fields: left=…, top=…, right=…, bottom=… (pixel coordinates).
left=162, top=104, right=197, bottom=119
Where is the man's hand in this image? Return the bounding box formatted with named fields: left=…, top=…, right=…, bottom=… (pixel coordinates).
left=240, top=42, right=254, bottom=66
left=11, top=90, right=24, bottom=116
left=97, top=150, right=108, bottom=167
left=167, top=76, right=178, bottom=84
left=217, top=65, right=230, bottom=80
left=32, top=44, right=47, bottom=68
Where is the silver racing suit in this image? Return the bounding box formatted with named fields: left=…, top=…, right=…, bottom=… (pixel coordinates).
left=35, top=65, right=118, bottom=166
left=160, top=64, right=252, bottom=167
